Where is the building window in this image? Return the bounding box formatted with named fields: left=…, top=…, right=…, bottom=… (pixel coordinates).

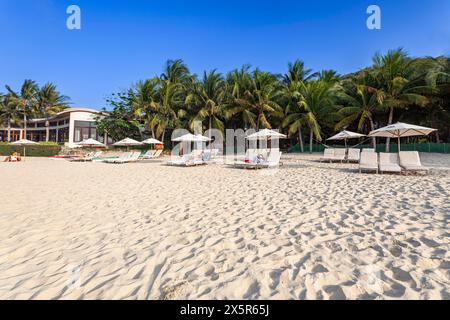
left=74, top=121, right=98, bottom=142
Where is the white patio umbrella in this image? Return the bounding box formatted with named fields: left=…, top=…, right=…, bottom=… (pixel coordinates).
left=327, top=130, right=366, bottom=149
left=369, top=122, right=437, bottom=152
left=11, top=139, right=38, bottom=161
left=113, top=138, right=143, bottom=151
left=246, top=129, right=287, bottom=140
left=76, top=138, right=106, bottom=148
left=172, top=133, right=212, bottom=142
left=172, top=133, right=211, bottom=155
left=142, top=138, right=164, bottom=145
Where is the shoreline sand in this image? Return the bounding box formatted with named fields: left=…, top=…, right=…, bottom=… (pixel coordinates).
left=0, top=153, right=449, bottom=299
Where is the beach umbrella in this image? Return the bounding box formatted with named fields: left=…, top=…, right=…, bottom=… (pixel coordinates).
left=11, top=139, right=38, bottom=161
left=142, top=138, right=164, bottom=145
left=368, top=122, right=437, bottom=152
left=172, top=133, right=211, bottom=142
left=327, top=130, right=366, bottom=149
left=76, top=138, right=106, bottom=148
left=246, top=129, right=287, bottom=140
left=113, top=138, right=143, bottom=151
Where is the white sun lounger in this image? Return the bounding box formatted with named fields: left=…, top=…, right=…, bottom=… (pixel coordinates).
left=347, top=148, right=361, bottom=163
left=359, top=151, right=378, bottom=174
left=320, top=149, right=335, bottom=163
left=168, top=151, right=206, bottom=167
left=379, top=153, right=402, bottom=174
left=104, top=151, right=141, bottom=164
left=331, top=148, right=346, bottom=163
left=235, top=151, right=282, bottom=169
left=399, top=151, right=429, bottom=172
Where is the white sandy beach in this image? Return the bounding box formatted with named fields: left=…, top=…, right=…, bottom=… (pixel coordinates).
left=0, top=153, right=449, bottom=300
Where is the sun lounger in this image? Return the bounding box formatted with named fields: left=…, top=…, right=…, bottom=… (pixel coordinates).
left=168, top=150, right=206, bottom=167
left=331, top=148, right=346, bottom=163
left=399, top=151, right=429, bottom=173
left=235, top=151, right=282, bottom=169
left=70, top=151, right=103, bottom=162
left=379, top=153, right=402, bottom=174
left=362, top=148, right=375, bottom=153
left=320, top=148, right=335, bottom=163
left=359, top=151, right=378, bottom=174
left=140, top=149, right=156, bottom=159
left=104, top=151, right=141, bottom=164
left=347, top=148, right=361, bottom=163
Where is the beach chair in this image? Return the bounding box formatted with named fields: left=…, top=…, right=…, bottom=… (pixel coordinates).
left=347, top=148, right=361, bottom=163
left=379, top=153, right=402, bottom=174
left=399, top=151, right=429, bottom=173
left=320, top=148, right=335, bottom=163
left=362, top=148, right=375, bottom=153
left=331, top=148, right=346, bottom=163
left=140, top=149, right=156, bottom=159
left=104, top=151, right=141, bottom=164
left=359, top=151, right=378, bottom=174
left=168, top=153, right=192, bottom=166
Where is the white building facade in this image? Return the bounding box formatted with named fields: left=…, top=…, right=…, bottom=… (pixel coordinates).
left=0, top=108, right=112, bottom=148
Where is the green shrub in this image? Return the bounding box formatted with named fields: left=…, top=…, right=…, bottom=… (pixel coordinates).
left=0, top=144, right=61, bottom=157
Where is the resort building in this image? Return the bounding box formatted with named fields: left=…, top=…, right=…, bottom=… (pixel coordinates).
left=0, top=108, right=112, bottom=148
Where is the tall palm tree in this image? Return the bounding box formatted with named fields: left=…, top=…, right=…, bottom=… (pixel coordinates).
left=37, top=83, right=70, bottom=142
left=336, top=74, right=385, bottom=147
left=131, top=78, right=159, bottom=138
left=282, top=60, right=316, bottom=85
left=0, top=93, right=20, bottom=142
left=293, top=80, right=338, bottom=153
left=281, top=80, right=306, bottom=152
left=5, top=80, right=39, bottom=140
left=229, top=70, right=283, bottom=130
left=186, top=70, right=226, bottom=135
left=224, top=65, right=256, bottom=129
left=372, top=49, right=430, bottom=150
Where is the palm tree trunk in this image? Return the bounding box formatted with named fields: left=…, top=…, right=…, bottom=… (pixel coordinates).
left=309, top=128, right=313, bottom=154
left=7, top=118, right=11, bottom=142
left=385, top=107, right=394, bottom=152
left=45, top=120, right=50, bottom=142
left=298, top=128, right=304, bottom=153
left=23, top=113, right=27, bottom=140
left=161, top=129, right=165, bottom=145
left=369, top=118, right=376, bottom=149
left=256, top=115, right=260, bottom=131
left=209, top=116, right=213, bottom=150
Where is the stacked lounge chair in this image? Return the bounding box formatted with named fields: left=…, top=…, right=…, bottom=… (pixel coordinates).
left=104, top=151, right=141, bottom=164
left=347, top=148, right=361, bottom=163
left=399, top=151, right=429, bottom=173
left=379, top=153, right=402, bottom=174
left=359, top=151, right=378, bottom=174
left=320, top=149, right=335, bottom=163
left=167, top=150, right=206, bottom=167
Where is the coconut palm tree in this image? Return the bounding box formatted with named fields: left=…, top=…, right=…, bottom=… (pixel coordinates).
left=229, top=70, right=283, bottom=130
left=185, top=70, right=226, bottom=135
left=281, top=80, right=306, bottom=152
left=224, top=65, right=256, bottom=129
left=336, top=73, right=385, bottom=147
left=282, top=60, right=316, bottom=85
left=297, top=80, right=338, bottom=153
left=5, top=80, right=39, bottom=140
left=372, top=49, right=430, bottom=150
left=131, top=78, right=159, bottom=138
left=37, top=82, right=70, bottom=141
left=0, top=93, right=20, bottom=142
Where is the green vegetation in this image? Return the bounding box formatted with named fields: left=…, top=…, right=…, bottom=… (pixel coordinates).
left=0, top=144, right=61, bottom=157
left=95, top=49, right=450, bottom=152
left=0, top=81, right=70, bottom=142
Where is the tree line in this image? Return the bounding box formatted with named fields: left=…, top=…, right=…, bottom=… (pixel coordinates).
left=0, top=81, right=70, bottom=142
left=95, top=48, right=450, bottom=152
left=2, top=48, right=449, bottom=151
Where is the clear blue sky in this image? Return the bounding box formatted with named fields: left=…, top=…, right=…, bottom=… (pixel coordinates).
left=1, top=0, right=449, bottom=110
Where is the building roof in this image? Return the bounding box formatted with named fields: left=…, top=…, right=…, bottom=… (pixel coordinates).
left=28, top=107, right=104, bottom=122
